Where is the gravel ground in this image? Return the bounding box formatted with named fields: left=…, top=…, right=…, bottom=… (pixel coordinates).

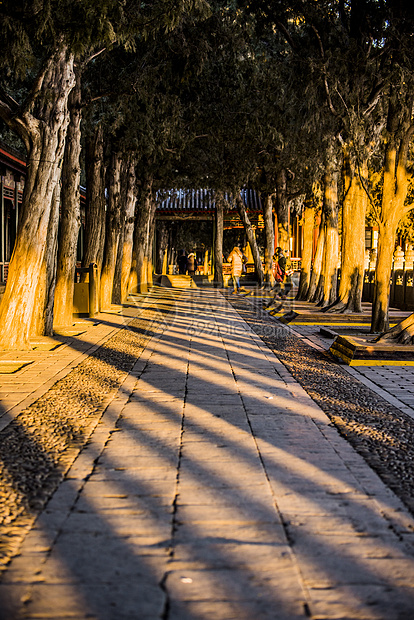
left=228, top=294, right=414, bottom=517
left=0, top=303, right=169, bottom=577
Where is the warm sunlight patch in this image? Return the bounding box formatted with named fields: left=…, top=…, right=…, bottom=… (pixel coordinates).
left=54, top=329, right=87, bottom=337
left=0, top=360, right=33, bottom=374
left=30, top=342, right=66, bottom=352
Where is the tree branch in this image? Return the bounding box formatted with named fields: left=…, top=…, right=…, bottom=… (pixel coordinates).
left=0, top=91, right=32, bottom=150
left=274, top=20, right=297, bottom=52
left=356, top=159, right=380, bottom=222
left=0, top=86, right=20, bottom=115
left=81, top=92, right=114, bottom=108
left=362, top=81, right=385, bottom=117
left=311, top=25, right=338, bottom=117
left=82, top=47, right=107, bottom=67
left=287, top=190, right=304, bottom=202
left=20, top=60, right=51, bottom=117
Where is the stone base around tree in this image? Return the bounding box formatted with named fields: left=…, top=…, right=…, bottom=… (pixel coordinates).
left=329, top=334, right=414, bottom=366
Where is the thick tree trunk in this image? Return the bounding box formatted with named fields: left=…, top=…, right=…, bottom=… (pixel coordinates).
left=30, top=184, right=60, bottom=336
left=371, top=161, right=411, bottom=331
left=327, top=155, right=367, bottom=313
left=128, top=175, right=154, bottom=295
left=312, top=241, right=326, bottom=304
left=167, top=225, right=176, bottom=274
left=113, top=162, right=127, bottom=305
left=54, top=69, right=82, bottom=328
left=112, top=221, right=125, bottom=306
left=236, top=192, right=264, bottom=286
left=156, top=221, right=169, bottom=274
left=275, top=169, right=289, bottom=253
left=306, top=212, right=325, bottom=302
left=100, top=151, right=122, bottom=310
left=0, top=46, right=75, bottom=349
left=296, top=201, right=314, bottom=301
left=81, top=124, right=106, bottom=285
left=214, top=192, right=224, bottom=287
left=263, top=194, right=275, bottom=287
left=120, top=158, right=137, bottom=303
left=371, top=91, right=414, bottom=333
left=146, top=205, right=156, bottom=288
left=371, top=217, right=398, bottom=333
left=113, top=156, right=137, bottom=304
left=319, top=147, right=340, bottom=308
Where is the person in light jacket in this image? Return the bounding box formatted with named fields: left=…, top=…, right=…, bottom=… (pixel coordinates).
left=187, top=251, right=197, bottom=276
left=228, top=246, right=246, bottom=293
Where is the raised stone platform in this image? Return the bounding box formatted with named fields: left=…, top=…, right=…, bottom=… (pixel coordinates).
left=329, top=334, right=414, bottom=366
left=261, top=298, right=414, bottom=365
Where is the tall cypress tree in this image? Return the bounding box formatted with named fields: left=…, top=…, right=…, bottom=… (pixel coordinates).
left=0, top=0, right=210, bottom=348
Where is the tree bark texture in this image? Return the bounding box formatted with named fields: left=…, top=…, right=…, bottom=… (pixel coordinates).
left=372, top=216, right=399, bottom=333
left=156, top=221, right=169, bottom=274
left=54, top=68, right=82, bottom=327
left=128, top=175, right=154, bottom=295
left=296, top=202, right=314, bottom=301
left=214, top=192, right=224, bottom=287
left=113, top=155, right=137, bottom=304
left=146, top=204, right=156, bottom=288
left=371, top=92, right=414, bottom=333
left=112, top=215, right=125, bottom=306
left=328, top=154, right=367, bottom=313
left=275, top=169, right=289, bottom=253
left=307, top=212, right=325, bottom=302
left=313, top=241, right=326, bottom=305
left=263, top=194, right=275, bottom=287
left=100, top=151, right=122, bottom=310
left=30, top=183, right=60, bottom=337
left=81, top=124, right=106, bottom=285
left=120, top=157, right=138, bottom=303
left=236, top=193, right=264, bottom=286
left=0, top=45, right=75, bottom=349
left=319, top=147, right=340, bottom=308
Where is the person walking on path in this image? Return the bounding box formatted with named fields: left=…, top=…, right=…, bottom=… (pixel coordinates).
left=177, top=250, right=188, bottom=275
left=283, top=249, right=294, bottom=298
left=228, top=245, right=247, bottom=294
left=265, top=247, right=287, bottom=308
left=187, top=251, right=197, bottom=276
left=271, top=247, right=285, bottom=296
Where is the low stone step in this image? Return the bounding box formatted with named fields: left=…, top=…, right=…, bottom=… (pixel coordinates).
left=161, top=275, right=198, bottom=288
left=329, top=334, right=414, bottom=366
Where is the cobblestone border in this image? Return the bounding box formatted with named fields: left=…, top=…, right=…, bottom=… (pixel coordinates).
left=227, top=295, right=414, bottom=517
left=0, top=298, right=175, bottom=577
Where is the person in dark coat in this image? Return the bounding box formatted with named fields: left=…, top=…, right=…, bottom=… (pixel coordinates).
left=177, top=250, right=188, bottom=275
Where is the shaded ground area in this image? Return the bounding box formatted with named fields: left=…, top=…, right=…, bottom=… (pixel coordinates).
left=228, top=294, right=414, bottom=516
left=0, top=296, right=173, bottom=575
left=1, top=288, right=414, bottom=619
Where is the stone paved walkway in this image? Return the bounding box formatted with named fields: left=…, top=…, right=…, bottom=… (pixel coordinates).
left=1, top=288, right=414, bottom=619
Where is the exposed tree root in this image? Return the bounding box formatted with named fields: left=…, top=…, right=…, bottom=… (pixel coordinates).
left=321, top=297, right=363, bottom=314
left=376, top=313, right=414, bottom=344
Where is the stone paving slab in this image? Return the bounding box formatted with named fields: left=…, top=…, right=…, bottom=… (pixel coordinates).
left=1, top=289, right=414, bottom=619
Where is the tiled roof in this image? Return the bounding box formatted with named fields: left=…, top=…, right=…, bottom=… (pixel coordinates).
left=156, top=188, right=262, bottom=212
